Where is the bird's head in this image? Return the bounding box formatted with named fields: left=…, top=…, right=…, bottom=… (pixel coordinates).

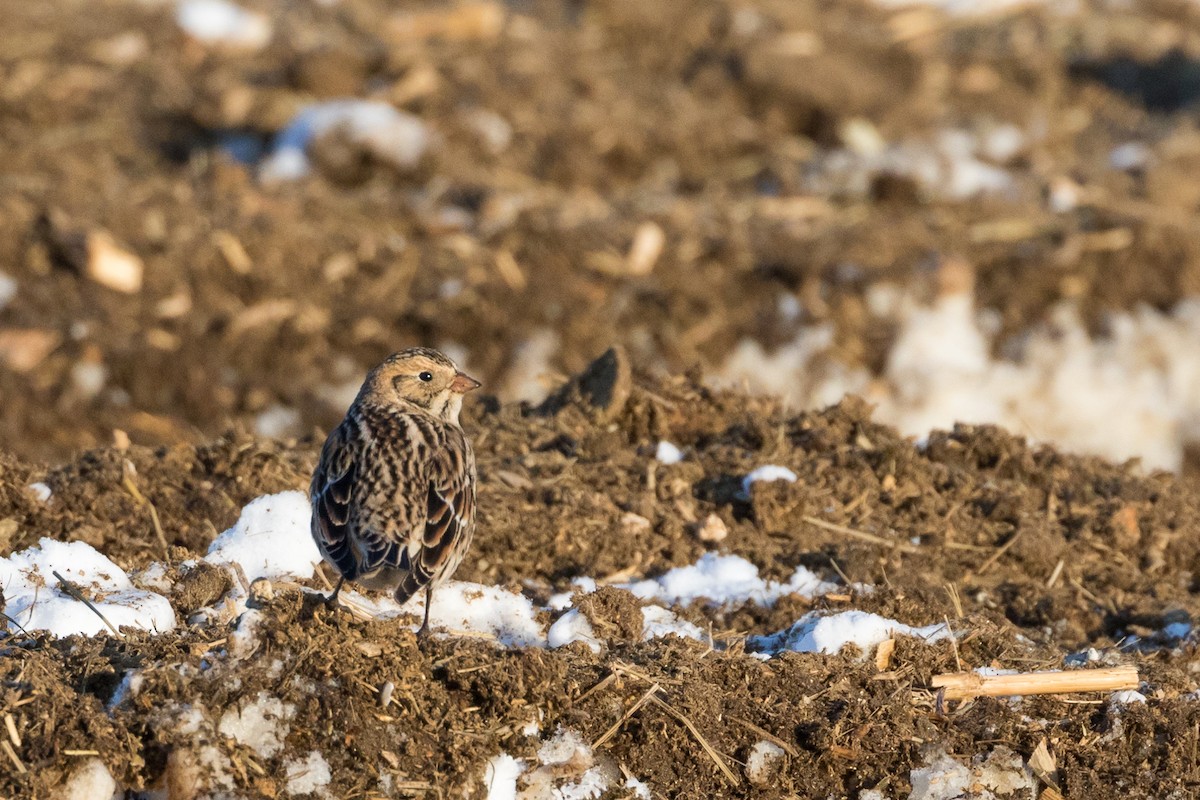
left=362, top=348, right=481, bottom=424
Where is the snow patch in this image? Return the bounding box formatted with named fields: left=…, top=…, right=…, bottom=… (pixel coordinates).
left=108, top=670, right=144, bottom=710
left=751, top=610, right=948, bottom=657
left=548, top=577, right=596, bottom=611
left=624, top=777, right=652, bottom=799
left=484, top=753, right=524, bottom=800
left=1111, top=690, right=1147, bottom=705
left=284, top=751, right=333, bottom=797
left=746, top=740, right=786, bottom=786
left=548, top=609, right=602, bottom=653
left=343, top=581, right=544, bottom=647
left=176, top=0, right=271, bottom=49
left=640, top=605, right=706, bottom=643
left=0, top=538, right=175, bottom=637
left=655, top=440, right=684, bottom=464
left=549, top=604, right=707, bottom=652
left=524, top=727, right=611, bottom=799
left=809, top=126, right=1018, bottom=201
left=742, top=465, right=797, bottom=494
left=909, top=746, right=1034, bottom=800
left=217, top=692, right=294, bottom=758
left=622, top=552, right=838, bottom=608
left=59, top=757, right=118, bottom=800
left=204, top=491, right=320, bottom=584
left=720, top=291, right=1200, bottom=472
left=261, top=100, right=430, bottom=182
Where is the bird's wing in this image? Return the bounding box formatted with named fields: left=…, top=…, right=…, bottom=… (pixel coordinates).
left=395, top=428, right=475, bottom=602
left=310, top=417, right=363, bottom=579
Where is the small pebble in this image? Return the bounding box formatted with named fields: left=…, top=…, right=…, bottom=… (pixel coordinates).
left=695, top=514, right=728, bottom=543
left=655, top=441, right=684, bottom=464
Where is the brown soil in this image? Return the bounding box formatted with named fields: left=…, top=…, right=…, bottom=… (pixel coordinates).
left=4, top=369, right=1200, bottom=798
left=6, top=0, right=1200, bottom=796
left=4, top=0, right=1200, bottom=463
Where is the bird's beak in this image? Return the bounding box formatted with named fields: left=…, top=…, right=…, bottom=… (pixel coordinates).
left=450, top=371, right=482, bottom=394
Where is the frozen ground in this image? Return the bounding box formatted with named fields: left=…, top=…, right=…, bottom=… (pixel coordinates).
left=1, top=484, right=1174, bottom=798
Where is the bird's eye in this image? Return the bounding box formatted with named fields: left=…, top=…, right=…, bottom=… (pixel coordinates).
left=418, top=371, right=434, bottom=382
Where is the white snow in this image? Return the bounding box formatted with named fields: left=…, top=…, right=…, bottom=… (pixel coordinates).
left=59, top=757, right=118, bottom=800
left=108, top=670, right=144, bottom=710
left=1111, top=690, right=1147, bottom=705
left=548, top=604, right=707, bottom=652
left=538, top=727, right=590, bottom=766
left=909, top=746, right=1034, bottom=800
left=1110, top=142, right=1151, bottom=172
left=741, top=465, right=798, bottom=494
left=720, top=289, right=1200, bottom=472
left=284, top=751, right=333, bottom=796
left=751, top=610, right=948, bottom=657
left=523, top=727, right=610, bottom=799
left=746, top=740, right=786, bottom=785
left=621, top=553, right=838, bottom=608
left=624, top=777, right=652, bottom=799
left=343, top=581, right=544, bottom=647
left=655, top=441, right=684, bottom=464
left=640, top=605, right=706, bottom=643
left=548, top=577, right=597, bottom=610
left=808, top=127, right=1017, bottom=201
left=909, top=750, right=972, bottom=800
left=134, top=561, right=173, bottom=593
left=0, top=538, right=175, bottom=637
left=204, top=491, right=320, bottom=583
left=547, top=609, right=603, bottom=652
left=548, top=767, right=609, bottom=800
left=176, top=0, right=271, bottom=49
left=260, top=100, right=431, bottom=182
left=484, top=753, right=524, bottom=800
left=228, top=609, right=264, bottom=659
left=217, top=691, right=294, bottom=758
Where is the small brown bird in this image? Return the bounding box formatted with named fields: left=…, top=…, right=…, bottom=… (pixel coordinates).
left=310, top=348, right=481, bottom=635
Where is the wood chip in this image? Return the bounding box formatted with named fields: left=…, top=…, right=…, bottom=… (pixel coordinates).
left=1029, top=737, right=1059, bottom=789
left=214, top=231, right=253, bottom=274
left=494, top=249, right=527, bottom=289
left=387, top=1, right=504, bottom=43
left=86, top=230, right=143, bottom=293
left=626, top=221, right=665, bottom=276
left=875, top=638, right=896, bottom=672
left=356, top=642, right=384, bottom=657
left=0, top=328, right=60, bottom=372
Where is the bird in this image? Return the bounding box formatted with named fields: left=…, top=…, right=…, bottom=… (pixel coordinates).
left=310, top=347, right=481, bottom=636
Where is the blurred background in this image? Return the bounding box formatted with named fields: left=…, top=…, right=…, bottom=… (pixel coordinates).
left=3, top=0, right=1200, bottom=472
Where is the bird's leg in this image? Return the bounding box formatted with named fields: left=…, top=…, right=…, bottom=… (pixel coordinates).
left=324, top=576, right=345, bottom=607
left=418, top=584, right=433, bottom=638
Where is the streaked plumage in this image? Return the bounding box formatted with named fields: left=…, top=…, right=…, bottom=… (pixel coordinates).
left=310, top=347, right=481, bottom=634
